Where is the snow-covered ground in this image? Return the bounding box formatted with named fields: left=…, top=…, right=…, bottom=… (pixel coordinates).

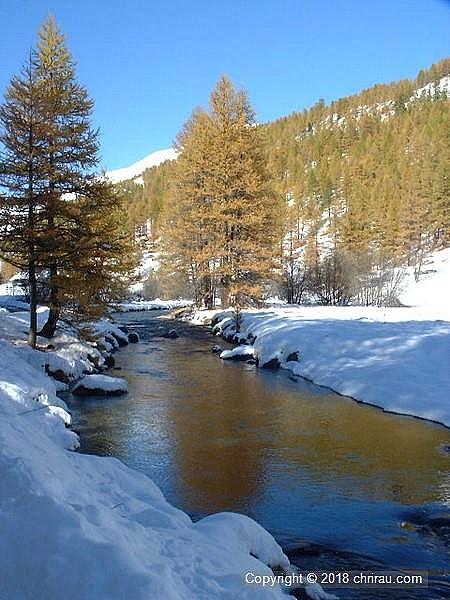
left=1, top=305, right=337, bottom=599
left=194, top=248, right=450, bottom=427
left=117, top=298, right=192, bottom=311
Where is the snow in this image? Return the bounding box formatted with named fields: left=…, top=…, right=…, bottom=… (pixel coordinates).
left=73, top=373, right=128, bottom=395
left=220, top=345, right=255, bottom=360
left=106, top=148, right=178, bottom=184
left=0, top=294, right=29, bottom=311
left=1, top=306, right=334, bottom=599
left=117, top=298, right=192, bottom=311
left=399, top=247, right=450, bottom=320
left=413, top=74, right=450, bottom=99
left=128, top=249, right=161, bottom=295
left=202, top=248, right=450, bottom=427
left=0, top=339, right=80, bottom=451
left=93, top=319, right=129, bottom=345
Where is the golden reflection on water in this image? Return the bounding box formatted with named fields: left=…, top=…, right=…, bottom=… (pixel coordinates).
left=103, top=335, right=450, bottom=515
left=72, top=318, right=450, bottom=523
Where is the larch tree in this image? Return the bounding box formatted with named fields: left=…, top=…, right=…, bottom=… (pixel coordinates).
left=164, top=76, right=278, bottom=318
left=164, top=108, right=220, bottom=308
left=35, top=17, right=101, bottom=337
left=208, top=77, right=278, bottom=312
left=0, top=54, right=47, bottom=347
left=0, top=17, right=136, bottom=343
left=57, top=181, right=138, bottom=321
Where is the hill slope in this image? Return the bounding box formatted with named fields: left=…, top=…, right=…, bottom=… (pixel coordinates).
left=106, top=148, right=177, bottom=184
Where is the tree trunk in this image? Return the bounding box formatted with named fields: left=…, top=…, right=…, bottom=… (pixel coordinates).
left=27, top=89, right=37, bottom=349
left=28, top=261, right=37, bottom=347
left=39, top=263, right=59, bottom=338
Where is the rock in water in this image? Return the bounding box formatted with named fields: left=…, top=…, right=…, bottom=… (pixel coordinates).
left=164, top=329, right=179, bottom=339
left=104, top=355, right=115, bottom=368
left=262, top=357, right=280, bottom=370
left=72, top=374, right=128, bottom=396
left=220, top=345, right=254, bottom=361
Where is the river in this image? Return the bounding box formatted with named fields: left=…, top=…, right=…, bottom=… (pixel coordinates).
left=66, top=311, right=450, bottom=599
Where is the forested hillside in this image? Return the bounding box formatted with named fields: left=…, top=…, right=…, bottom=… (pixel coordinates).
left=121, top=58, right=450, bottom=305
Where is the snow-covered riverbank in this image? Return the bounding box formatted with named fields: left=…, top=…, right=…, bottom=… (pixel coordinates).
left=1, top=306, right=335, bottom=599
left=193, top=248, right=450, bottom=427
left=116, top=298, right=192, bottom=312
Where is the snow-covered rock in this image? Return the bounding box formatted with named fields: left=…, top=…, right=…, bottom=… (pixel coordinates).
left=220, top=345, right=255, bottom=361
left=93, top=319, right=129, bottom=347
left=72, top=374, right=128, bottom=396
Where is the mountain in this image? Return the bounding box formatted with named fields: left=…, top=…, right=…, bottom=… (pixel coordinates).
left=106, top=148, right=178, bottom=184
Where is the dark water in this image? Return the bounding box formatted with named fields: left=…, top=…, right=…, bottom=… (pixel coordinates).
left=67, top=311, right=450, bottom=598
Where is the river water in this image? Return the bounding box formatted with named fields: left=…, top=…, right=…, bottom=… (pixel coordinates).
left=67, top=311, right=450, bottom=598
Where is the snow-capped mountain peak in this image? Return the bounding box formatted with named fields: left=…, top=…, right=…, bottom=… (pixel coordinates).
left=106, top=148, right=178, bottom=184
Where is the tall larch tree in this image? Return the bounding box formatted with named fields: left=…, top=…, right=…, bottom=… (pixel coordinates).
left=208, top=77, right=278, bottom=311
left=0, top=54, right=47, bottom=347
left=164, top=108, right=220, bottom=307
left=164, top=76, right=278, bottom=315
left=35, top=17, right=101, bottom=337
left=0, top=17, right=136, bottom=343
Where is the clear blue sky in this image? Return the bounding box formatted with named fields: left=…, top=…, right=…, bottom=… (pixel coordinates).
left=1, top=0, right=449, bottom=170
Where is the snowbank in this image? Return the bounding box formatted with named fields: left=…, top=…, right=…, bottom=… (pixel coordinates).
left=203, top=248, right=450, bottom=427
left=209, top=305, right=450, bottom=426
left=399, top=247, right=450, bottom=320
left=209, top=306, right=450, bottom=426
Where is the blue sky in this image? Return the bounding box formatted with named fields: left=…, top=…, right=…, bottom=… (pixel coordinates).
left=0, top=0, right=449, bottom=170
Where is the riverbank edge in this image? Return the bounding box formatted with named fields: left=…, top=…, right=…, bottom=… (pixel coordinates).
left=186, top=307, right=450, bottom=430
